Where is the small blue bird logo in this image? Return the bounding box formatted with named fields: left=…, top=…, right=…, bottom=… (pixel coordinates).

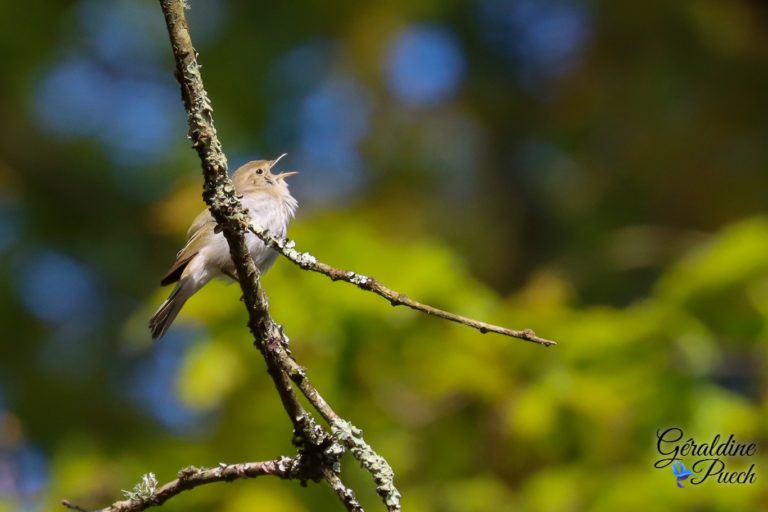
left=672, top=461, right=693, bottom=488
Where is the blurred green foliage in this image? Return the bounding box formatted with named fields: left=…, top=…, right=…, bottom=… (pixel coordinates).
left=0, top=0, right=767, bottom=511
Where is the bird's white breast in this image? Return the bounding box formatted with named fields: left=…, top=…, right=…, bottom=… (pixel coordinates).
left=241, top=191, right=294, bottom=271
left=197, top=189, right=296, bottom=280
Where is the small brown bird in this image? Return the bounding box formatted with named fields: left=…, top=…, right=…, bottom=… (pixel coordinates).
left=150, top=155, right=298, bottom=339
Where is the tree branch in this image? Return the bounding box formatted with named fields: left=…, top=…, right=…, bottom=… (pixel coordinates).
left=275, top=341, right=401, bottom=508
left=157, top=0, right=309, bottom=443
left=323, top=469, right=365, bottom=512
left=153, top=1, right=399, bottom=511
left=62, top=458, right=302, bottom=512
left=248, top=225, right=556, bottom=346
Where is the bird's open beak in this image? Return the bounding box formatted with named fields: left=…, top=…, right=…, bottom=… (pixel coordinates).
left=270, top=153, right=288, bottom=167
left=275, top=171, right=299, bottom=180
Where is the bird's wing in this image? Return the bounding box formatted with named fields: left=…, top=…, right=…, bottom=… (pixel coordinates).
left=159, top=249, right=198, bottom=286
left=186, top=208, right=214, bottom=239
left=159, top=209, right=214, bottom=286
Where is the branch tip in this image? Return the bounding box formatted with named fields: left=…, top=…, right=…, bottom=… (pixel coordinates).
left=247, top=225, right=558, bottom=346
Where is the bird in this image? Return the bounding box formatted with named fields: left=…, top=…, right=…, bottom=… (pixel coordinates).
left=149, top=155, right=298, bottom=339
left=672, top=461, right=693, bottom=488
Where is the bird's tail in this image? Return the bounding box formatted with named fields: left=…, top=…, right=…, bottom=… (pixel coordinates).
left=149, top=278, right=196, bottom=339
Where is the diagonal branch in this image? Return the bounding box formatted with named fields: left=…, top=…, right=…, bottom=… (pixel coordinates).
left=323, top=469, right=365, bottom=512
left=248, top=225, right=556, bottom=346
left=157, top=0, right=307, bottom=441
left=62, top=458, right=301, bottom=512
left=277, top=342, right=401, bottom=508
left=153, top=1, right=399, bottom=511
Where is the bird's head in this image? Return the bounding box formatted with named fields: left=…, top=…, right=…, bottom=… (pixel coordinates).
left=233, top=153, right=298, bottom=193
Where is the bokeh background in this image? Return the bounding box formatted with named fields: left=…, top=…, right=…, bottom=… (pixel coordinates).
left=1, top=0, right=767, bottom=510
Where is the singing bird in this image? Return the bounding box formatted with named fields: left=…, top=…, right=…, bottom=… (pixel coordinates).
left=150, top=155, right=298, bottom=339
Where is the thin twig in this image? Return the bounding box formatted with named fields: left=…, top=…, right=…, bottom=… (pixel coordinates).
left=61, top=501, right=89, bottom=512
left=323, top=468, right=365, bottom=512
left=62, top=458, right=300, bottom=512
left=248, top=225, right=556, bottom=346
left=279, top=345, right=400, bottom=510
left=268, top=331, right=401, bottom=511
left=281, top=349, right=341, bottom=423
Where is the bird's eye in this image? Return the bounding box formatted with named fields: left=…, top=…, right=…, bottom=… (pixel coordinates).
left=256, top=168, right=264, bottom=175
